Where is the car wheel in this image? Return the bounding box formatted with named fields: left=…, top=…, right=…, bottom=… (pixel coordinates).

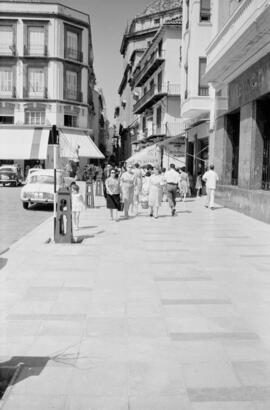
left=23, top=202, right=29, bottom=210
left=2, top=184, right=5, bottom=187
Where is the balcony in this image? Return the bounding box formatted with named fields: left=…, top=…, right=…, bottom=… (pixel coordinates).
left=198, top=86, right=209, bottom=96
left=0, top=86, right=16, bottom=99
left=64, top=48, right=83, bottom=63
left=205, top=0, right=270, bottom=86
left=133, top=83, right=180, bottom=114
left=64, top=89, right=83, bottom=102
left=133, top=50, right=165, bottom=87
left=24, top=45, right=48, bottom=57
left=23, top=87, right=48, bottom=99
left=0, top=43, right=16, bottom=56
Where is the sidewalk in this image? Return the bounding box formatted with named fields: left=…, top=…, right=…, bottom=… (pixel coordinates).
left=1, top=196, right=270, bottom=409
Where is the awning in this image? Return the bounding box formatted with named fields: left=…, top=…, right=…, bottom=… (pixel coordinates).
left=59, top=129, right=104, bottom=159
left=126, top=144, right=161, bottom=167
left=0, top=127, right=49, bottom=160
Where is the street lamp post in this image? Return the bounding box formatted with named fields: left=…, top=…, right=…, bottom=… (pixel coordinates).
left=50, top=125, right=59, bottom=240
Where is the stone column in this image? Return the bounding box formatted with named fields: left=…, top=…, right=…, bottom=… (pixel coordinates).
left=213, top=115, right=232, bottom=185
left=238, top=101, right=263, bottom=189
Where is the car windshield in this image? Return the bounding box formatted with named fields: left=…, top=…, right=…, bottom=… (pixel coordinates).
left=29, top=175, right=54, bottom=184
left=29, top=173, right=64, bottom=184
left=0, top=167, right=14, bottom=172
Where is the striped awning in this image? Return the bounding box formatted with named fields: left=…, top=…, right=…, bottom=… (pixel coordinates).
left=59, top=129, right=104, bottom=159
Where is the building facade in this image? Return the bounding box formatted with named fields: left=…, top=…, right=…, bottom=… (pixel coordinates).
left=130, top=16, right=183, bottom=168
left=180, top=0, right=212, bottom=179
left=205, top=0, right=270, bottom=222
left=0, top=1, right=102, bottom=172
left=118, top=0, right=181, bottom=163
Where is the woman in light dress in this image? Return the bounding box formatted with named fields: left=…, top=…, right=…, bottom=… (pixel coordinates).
left=120, top=164, right=136, bottom=218
left=179, top=166, right=189, bottom=202
left=71, top=184, right=85, bottom=230
left=148, top=167, right=165, bottom=219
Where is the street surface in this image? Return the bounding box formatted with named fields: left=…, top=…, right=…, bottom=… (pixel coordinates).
left=1, top=196, right=270, bottom=409
left=0, top=186, right=51, bottom=254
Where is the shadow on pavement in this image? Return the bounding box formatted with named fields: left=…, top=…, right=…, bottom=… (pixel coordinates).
left=0, top=258, right=7, bottom=271
left=0, top=356, right=50, bottom=398
left=27, top=204, right=53, bottom=212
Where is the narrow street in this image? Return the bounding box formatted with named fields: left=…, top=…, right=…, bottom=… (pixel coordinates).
left=0, top=187, right=51, bottom=255
left=1, top=197, right=270, bottom=409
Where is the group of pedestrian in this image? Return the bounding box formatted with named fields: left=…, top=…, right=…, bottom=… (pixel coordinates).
left=102, top=162, right=219, bottom=220
left=69, top=162, right=219, bottom=228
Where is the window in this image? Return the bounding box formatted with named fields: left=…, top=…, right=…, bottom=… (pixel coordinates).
left=158, top=40, right=163, bottom=58
left=157, top=71, right=162, bottom=92
left=198, top=57, right=209, bottom=96
left=156, top=106, right=162, bottom=128
left=66, top=70, right=78, bottom=100
left=67, top=31, right=78, bottom=60
left=25, top=110, right=45, bottom=125
left=0, top=116, right=14, bottom=124
left=64, top=25, right=82, bottom=62
left=28, top=67, right=45, bottom=97
left=64, top=114, right=77, bottom=127
left=0, top=25, right=14, bottom=55
left=200, top=0, right=211, bottom=22
left=28, top=26, right=45, bottom=55
left=0, top=67, right=13, bottom=96
left=186, top=0, right=190, bottom=29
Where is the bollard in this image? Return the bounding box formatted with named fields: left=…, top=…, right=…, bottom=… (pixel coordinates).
left=95, top=177, right=103, bottom=196
left=85, top=178, right=95, bottom=208
left=55, top=187, right=73, bottom=243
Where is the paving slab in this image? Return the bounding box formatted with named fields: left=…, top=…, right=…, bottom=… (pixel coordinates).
left=1, top=196, right=270, bottom=408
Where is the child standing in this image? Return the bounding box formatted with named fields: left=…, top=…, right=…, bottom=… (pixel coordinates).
left=71, top=184, right=85, bottom=230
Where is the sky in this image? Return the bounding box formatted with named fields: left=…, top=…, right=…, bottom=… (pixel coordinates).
left=61, top=0, right=153, bottom=123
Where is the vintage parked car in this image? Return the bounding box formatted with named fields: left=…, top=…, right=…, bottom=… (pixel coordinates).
left=0, top=165, right=23, bottom=187
left=20, top=169, right=67, bottom=209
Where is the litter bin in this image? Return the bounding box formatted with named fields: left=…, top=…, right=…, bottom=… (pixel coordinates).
left=95, top=177, right=103, bottom=196
left=85, top=178, right=95, bottom=208
left=55, top=187, right=73, bottom=243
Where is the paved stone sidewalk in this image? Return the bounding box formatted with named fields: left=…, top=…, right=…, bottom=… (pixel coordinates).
left=1, top=196, right=270, bottom=409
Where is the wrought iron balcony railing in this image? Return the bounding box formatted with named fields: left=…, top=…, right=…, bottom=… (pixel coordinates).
left=0, top=43, right=16, bottom=56
left=133, top=50, right=165, bottom=87
left=64, top=89, right=83, bottom=102
left=24, top=45, right=48, bottom=57
left=133, top=83, right=180, bottom=114
left=198, top=86, right=209, bottom=96
left=23, top=87, right=48, bottom=99
left=64, top=47, right=83, bottom=62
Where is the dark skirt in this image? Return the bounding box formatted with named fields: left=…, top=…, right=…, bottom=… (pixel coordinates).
left=106, top=194, right=121, bottom=210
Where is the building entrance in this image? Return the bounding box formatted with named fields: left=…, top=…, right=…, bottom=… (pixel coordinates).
left=257, top=99, right=270, bottom=190
left=226, top=111, right=240, bottom=185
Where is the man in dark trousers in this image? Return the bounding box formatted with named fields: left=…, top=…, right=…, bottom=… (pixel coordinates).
left=164, top=163, right=180, bottom=216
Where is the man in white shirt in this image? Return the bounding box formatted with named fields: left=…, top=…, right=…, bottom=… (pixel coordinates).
left=202, top=164, right=219, bottom=210
left=164, top=163, right=180, bottom=215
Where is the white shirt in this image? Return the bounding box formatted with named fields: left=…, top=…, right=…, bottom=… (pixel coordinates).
left=202, top=170, right=219, bottom=189
left=164, top=169, right=180, bottom=184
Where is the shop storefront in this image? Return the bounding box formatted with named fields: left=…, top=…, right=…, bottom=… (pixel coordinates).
left=213, top=53, right=270, bottom=223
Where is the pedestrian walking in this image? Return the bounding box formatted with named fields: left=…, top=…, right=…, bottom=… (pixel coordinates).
left=202, top=164, right=219, bottom=210
left=133, top=163, right=143, bottom=215
left=148, top=167, right=164, bottom=218
left=179, top=166, right=189, bottom=202
left=164, top=163, right=180, bottom=216
left=195, top=171, right=203, bottom=197
left=120, top=164, right=136, bottom=218
left=71, top=184, right=85, bottom=230
left=105, top=169, right=121, bottom=221
left=161, top=167, right=167, bottom=202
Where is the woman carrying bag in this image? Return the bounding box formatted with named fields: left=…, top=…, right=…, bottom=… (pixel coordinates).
left=105, top=169, right=121, bottom=221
